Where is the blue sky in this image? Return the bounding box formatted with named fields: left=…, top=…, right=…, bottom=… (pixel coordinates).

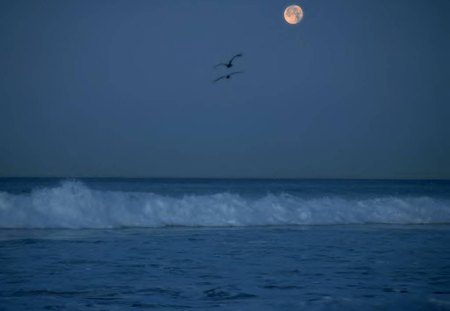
left=1, top=0, right=449, bottom=178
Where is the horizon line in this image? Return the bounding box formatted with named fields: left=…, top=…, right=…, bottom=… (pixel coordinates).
left=0, top=176, right=449, bottom=182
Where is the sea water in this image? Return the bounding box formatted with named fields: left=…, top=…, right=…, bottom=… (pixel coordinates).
left=1, top=179, right=450, bottom=310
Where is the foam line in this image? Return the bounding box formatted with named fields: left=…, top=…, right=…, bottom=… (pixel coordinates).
left=0, top=181, right=449, bottom=229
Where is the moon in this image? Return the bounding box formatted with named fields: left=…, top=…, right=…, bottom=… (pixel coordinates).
left=284, top=5, right=303, bottom=25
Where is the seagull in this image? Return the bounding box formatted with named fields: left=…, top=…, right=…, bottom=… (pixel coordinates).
left=214, top=53, right=243, bottom=69
left=213, top=71, right=244, bottom=83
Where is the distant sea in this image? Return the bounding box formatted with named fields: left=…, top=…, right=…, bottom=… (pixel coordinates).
left=1, top=178, right=450, bottom=310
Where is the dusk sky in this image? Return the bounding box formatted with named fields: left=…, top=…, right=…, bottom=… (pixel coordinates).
left=1, top=0, right=449, bottom=179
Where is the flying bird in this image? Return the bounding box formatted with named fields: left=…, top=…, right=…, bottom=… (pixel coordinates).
left=214, top=53, right=243, bottom=69
left=213, top=71, right=244, bottom=83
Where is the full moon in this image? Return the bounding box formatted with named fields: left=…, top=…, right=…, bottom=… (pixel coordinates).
left=284, top=5, right=303, bottom=25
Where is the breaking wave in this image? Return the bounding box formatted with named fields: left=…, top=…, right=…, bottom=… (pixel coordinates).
left=0, top=181, right=449, bottom=229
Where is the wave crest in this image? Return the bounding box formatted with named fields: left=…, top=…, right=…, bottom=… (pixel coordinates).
left=0, top=181, right=449, bottom=229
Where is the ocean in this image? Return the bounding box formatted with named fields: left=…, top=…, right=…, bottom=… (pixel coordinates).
left=1, top=179, right=450, bottom=310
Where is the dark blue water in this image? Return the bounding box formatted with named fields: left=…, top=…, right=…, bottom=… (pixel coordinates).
left=1, top=179, right=450, bottom=310
left=1, top=178, right=449, bottom=198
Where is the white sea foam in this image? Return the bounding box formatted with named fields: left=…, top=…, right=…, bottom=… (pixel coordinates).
left=0, top=181, right=449, bottom=229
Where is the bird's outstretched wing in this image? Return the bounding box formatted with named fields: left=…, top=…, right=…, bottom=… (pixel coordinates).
left=214, top=63, right=227, bottom=69
left=213, top=75, right=226, bottom=83
left=229, top=53, right=243, bottom=64
left=213, top=71, right=244, bottom=83
left=214, top=53, right=243, bottom=68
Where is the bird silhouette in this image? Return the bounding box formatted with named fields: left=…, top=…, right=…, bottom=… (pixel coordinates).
left=214, top=53, right=243, bottom=69
left=213, top=71, right=244, bottom=83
